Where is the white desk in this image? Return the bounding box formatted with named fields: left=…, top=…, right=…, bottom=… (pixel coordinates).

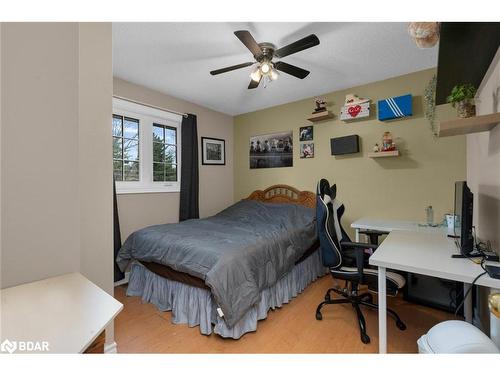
left=352, top=218, right=471, bottom=322
left=0, top=273, right=123, bottom=353
left=369, top=230, right=500, bottom=353
left=351, top=217, right=451, bottom=242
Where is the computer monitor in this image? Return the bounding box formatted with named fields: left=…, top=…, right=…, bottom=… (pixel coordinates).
left=454, top=181, right=474, bottom=255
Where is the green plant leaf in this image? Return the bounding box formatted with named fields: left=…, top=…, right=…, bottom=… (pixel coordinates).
left=446, top=83, right=477, bottom=107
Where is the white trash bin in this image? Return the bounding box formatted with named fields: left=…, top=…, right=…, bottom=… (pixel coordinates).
left=417, top=320, right=500, bottom=353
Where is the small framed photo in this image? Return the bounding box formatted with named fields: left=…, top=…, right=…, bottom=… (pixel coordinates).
left=300, top=143, right=314, bottom=158
left=201, top=137, right=225, bottom=165
left=299, top=125, right=313, bottom=141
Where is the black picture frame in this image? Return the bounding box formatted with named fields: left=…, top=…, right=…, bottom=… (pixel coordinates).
left=249, top=131, right=293, bottom=169
left=299, top=125, right=313, bottom=141
left=201, top=137, right=226, bottom=165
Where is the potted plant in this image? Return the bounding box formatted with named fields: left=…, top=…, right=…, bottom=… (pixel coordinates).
left=446, top=83, right=477, bottom=118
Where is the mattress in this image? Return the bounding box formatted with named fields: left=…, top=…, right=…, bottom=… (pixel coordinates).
left=138, top=239, right=320, bottom=290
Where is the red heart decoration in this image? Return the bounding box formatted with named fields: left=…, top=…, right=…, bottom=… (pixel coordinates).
left=348, top=105, right=361, bottom=117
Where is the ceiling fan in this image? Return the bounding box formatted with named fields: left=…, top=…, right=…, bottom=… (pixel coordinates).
left=210, top=30, right=320, bottom=89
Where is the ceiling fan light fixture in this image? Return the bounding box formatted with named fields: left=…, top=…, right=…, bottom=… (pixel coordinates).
left=210, top=30, right=319, bottom=89
left=269, top=68, right=279, bottom=81
left=250, top=67, right=262, bottom=82
left=260, top=61, right=271, bottom=74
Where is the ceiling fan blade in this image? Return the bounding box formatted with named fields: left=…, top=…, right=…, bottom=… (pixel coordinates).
left=234, top=30, right=263, bottom=59
left=274, top=61, right=310, bottom=79
left=248, top=76, right=262, bottom=89
left=274, top=34, right=320, bottom=58
left=210, top=62, right=254, bottom=75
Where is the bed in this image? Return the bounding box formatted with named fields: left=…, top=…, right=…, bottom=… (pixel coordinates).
left=116, top=185, right=326, bottom=339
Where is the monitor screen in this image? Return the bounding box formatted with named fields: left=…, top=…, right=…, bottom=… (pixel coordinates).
left=453, top=181, right=474, bottom=255
left=454, top=182, right=463, bottom=239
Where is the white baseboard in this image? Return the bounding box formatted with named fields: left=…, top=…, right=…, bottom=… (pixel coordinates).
left=104, top=341, right=118, bottom=354
left=114, top=272, right=130, bottom=287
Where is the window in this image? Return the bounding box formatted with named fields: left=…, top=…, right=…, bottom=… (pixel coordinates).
left=113, top=115, right=140, bottom=181
left=152, top=124, right=177, bottom=182
left=113, top=98, right=182, bottom=194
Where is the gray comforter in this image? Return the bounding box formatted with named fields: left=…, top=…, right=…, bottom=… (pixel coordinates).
left=116, top=200, right=317, bottom=327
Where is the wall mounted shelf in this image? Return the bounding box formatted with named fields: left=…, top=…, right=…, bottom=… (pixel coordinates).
left=307, top=111, right=334, bottom=123
left=439, top=112, right=500, bottom=137
left=368, top=150, right=400, bottom=158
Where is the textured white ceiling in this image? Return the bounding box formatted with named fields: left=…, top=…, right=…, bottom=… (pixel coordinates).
left=113, top=22, right=438, bottom=116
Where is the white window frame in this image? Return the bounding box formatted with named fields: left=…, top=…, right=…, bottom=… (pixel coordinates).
left=113, top=98, right=182, bottom=194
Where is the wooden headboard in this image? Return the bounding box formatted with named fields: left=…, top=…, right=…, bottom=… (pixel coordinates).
left=246, top=184, right=316, bottom=208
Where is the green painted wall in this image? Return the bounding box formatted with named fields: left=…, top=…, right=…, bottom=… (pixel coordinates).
left=234, top=68, right=466, bottom=237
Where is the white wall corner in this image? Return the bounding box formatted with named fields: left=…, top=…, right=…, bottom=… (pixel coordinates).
left=0, top=22, right=3, bottom=289
left=475, top=46, right=500, bottom=103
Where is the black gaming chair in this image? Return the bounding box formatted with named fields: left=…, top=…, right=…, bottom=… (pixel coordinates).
left=315, top=178, right=406, bottom=344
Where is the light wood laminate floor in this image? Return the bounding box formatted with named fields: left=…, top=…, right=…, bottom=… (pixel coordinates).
left=114, top=275, right=455, bottom=353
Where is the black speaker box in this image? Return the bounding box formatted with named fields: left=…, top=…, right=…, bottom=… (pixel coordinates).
left=330, top=135, right=359, bottom=155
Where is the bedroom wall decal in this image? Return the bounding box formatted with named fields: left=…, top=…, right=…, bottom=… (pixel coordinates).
left=378, top=93, right=413, bottom=121
left=340, top=94, right=371, bottom=121
left=250, top=131, right=293, bottom=169
left=201, top=137, right=226, bottom=165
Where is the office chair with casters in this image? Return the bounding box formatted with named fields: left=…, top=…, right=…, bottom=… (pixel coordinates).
left=315, top=178, right=407, bottom=344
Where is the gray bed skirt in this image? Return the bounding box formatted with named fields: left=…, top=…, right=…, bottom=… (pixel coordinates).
left=126, top=249, right=327, bottom=339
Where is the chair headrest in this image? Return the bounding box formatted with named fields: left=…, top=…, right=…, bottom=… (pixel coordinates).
left=317, top=179, right=337, bottom=201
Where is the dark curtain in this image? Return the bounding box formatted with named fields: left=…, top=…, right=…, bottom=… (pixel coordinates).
left=113, top=178, right=124, bottom=282
left=179, top=113, right=199, bottom=221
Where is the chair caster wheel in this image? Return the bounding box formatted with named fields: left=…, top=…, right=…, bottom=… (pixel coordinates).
left=362, top=295, right=373, bottom=304
left=396, top=321, right=406, bottom=331
left=324, top=293, right=331, bottom=301
left=361, top=333, right=371, bottom=344
left=315, top=311, right=323, bottom=320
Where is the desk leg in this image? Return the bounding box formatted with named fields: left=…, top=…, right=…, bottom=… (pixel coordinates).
left=491, top=288, right=500, bottom=349
left=355, top=228, right=360, bottom=242
left=378, top=266, right=387, bottom=353
left=463, top=283, right=473, bottom=323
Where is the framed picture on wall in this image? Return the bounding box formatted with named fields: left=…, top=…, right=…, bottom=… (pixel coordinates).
left=249, top=131, right=293, bottom=169
left=299, top=125, right=313, bottom=141
left=300, top=142, right=314, bottom=158
left=201, top=137, right=226, bottom=165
